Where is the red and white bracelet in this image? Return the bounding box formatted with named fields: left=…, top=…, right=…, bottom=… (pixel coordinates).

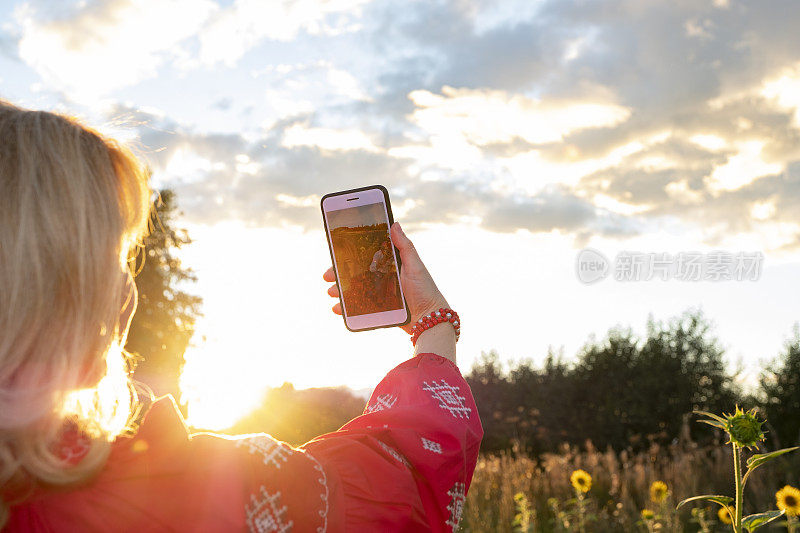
left=410, top=308, right=460, bottom=346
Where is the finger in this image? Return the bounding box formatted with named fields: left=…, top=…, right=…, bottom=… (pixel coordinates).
left=390, top=222, right=419, bottom=266
left=327, top=284, right=339, bottom=298
left=323, top=267, right=335, bottom=282
left=332, top=302, right=342, bottom=315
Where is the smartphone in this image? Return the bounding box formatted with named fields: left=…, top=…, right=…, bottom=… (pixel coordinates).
left=321, top=185, right=410, bottom=331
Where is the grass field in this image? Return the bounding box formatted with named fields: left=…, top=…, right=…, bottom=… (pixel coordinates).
left=460, top=438, right=800, bottom=532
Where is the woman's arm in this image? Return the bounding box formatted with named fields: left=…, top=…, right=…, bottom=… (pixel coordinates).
left=413, top=319, right=456, bottom=365
left=317, top=227, right=478, bottom=531
left=324, top=222, right=456, bottom=366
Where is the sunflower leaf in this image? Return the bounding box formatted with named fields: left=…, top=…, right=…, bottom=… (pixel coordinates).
left=741, top=510, right=785, bottom=532
left=698, top=419, right=727, bottom=431
left=676, top=495, right=733, bottom=510
left=746, top=447, right=798, bottom=472
left=693, top=410, right=727, bottom=424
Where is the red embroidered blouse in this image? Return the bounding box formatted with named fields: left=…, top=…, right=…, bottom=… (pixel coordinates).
left=6, top=353, right=483, bottom=532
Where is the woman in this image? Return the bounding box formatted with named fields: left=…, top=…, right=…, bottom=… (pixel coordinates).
left=0, top=100, right=483, bottom=532
left=368, top=238, right=393, bottom=306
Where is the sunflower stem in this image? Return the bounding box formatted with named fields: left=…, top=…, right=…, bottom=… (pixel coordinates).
left=733, top=443, right=743, bottom=533
left=577, top=492, right=586, bottom=533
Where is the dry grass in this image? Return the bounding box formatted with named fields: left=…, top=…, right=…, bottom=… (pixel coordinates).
left=460, top=438, right=799, bottom=532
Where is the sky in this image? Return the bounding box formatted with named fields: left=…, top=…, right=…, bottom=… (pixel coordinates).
left=2, top=0, right=800, bottom=429
left=326, top=201, right=386, bottom=230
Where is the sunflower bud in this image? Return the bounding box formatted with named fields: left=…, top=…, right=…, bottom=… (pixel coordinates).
left=724, top=406, right=766, bottom=449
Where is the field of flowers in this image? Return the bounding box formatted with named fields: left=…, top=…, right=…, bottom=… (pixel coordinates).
left=459, top=420, right=800, bottom=532
left=455, top=313, right=800, bottom=532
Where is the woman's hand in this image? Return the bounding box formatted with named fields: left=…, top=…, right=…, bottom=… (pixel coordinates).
left=323, top=222, right=456, bottom=364
left=322, top=222, right=449, bottom=334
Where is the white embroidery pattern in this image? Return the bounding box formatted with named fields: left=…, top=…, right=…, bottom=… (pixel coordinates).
left=246, top=487, right=293, bottom=533
left=364, top=393, right=397, bottom=414
left=421, top=437, right=443, bottom=454
left=378, top=441, right=410, bottom=467
left=422, top=380, right=472, bottom=419
left=302, top=450, right=330, bottom=533
left=445, top=482, right=466, bottom=532
left=237, top=436, right=293, bottom=469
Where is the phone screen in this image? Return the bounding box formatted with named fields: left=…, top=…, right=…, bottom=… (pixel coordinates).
left=322, top=187, right=408, bottom=331
left=327, top=201, right=404, bottom=316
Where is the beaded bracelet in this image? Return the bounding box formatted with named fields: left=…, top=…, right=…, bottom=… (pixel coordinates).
left=410, top=307, right=460, bottom=346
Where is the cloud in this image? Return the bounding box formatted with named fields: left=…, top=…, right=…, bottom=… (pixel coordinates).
left=105, top=101, right=619, bottom=240
left=9, top=0, right=377, bottom=106
left=359, top=0, right=800, bottom=249
left=14, top=0, right=216, bottom=101
left=248, top=60, right=373, bottom=125
left=282, top=123, right=380, bottom=152
left=197, top=0, right=371, bottom=66
left=211, top=97, right=232, bottom=111
left=21, top=0, right=799, bottom=251
left=761, top=63, right=800, bottom=128
left=386, top=85, right=630, bottom=181
left=405, top=86, right=629, bottom=146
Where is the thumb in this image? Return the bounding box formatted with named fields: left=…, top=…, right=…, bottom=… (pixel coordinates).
left=391, top=222, right=418, bottom=264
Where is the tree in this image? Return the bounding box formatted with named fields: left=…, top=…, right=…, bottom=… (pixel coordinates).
left=569, top=327, right=644, bottom=449
left=637, top=311, right=740, bottom=442
left=760, top=324, right=800, bottom=448
left=569, top=310, right=739, bottom=450
left=507, top=349, right=575, bottom=455
left=126, top=189, right=202, bottom=403
left=464, top=309, right=741, bottom=455
left=465, top=351, right=515, bottom=452
left=227, top=385, right=366, bottom=445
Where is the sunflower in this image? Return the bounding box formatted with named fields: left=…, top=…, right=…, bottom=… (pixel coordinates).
left=641, top=509, right=654, bottom=520
left=777, top=485, right=800, bottom=517
left=570, top=469, right=592, bottom=493
left=650, top=481, right=668, bottom=503
left=723, top=406, right=766, bottom=449
left=718, top=506, right=733, bottom=524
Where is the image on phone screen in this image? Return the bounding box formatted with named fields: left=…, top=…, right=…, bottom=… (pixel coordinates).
left=326, top=201, right=404, bottom=316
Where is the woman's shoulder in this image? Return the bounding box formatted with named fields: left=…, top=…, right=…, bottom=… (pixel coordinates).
left=124, top=395, right=313, bottom=466
left=115, top=395, right=332, bottom=530
left=8, top=396, right=331, bottom=532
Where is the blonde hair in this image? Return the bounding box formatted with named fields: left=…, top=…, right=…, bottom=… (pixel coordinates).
left=0, top=100, right=151, bottom=525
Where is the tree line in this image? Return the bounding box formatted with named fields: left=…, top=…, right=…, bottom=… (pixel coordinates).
left=465, top=312, right=800, bottom=455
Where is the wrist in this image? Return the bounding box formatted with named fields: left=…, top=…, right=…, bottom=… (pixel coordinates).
left=409, top=307, right=458, bottom=366
left=415, top=320, right=456, bottom=342
left=413, top=321, right=456, bottom=364
left=414, top=298, right=450, bottom=322
left=411, top=307, right=459, bottom=344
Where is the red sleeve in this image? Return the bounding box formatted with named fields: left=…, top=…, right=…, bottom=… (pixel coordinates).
left=5, top=354, right=482, bottom=532
left=5, top=397, right=332, bottom=533
left=301, top=352, right=484, bottom=532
